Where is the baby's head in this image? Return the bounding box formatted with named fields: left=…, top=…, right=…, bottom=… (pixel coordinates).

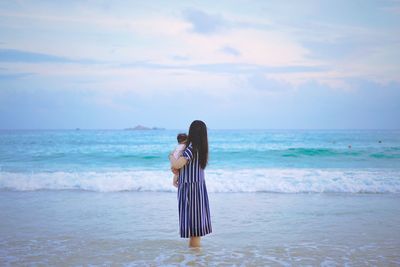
left=177, top=133, right=187, bottom=144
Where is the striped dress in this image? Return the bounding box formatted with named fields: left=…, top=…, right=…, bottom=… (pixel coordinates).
left=177, top=143, right=212, bottom=238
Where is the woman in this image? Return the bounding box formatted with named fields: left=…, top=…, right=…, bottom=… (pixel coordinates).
left=169, top=120, right=212, bottom=247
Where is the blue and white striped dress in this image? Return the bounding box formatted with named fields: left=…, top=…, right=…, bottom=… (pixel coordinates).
left=177, top=143, right=212, bottom=238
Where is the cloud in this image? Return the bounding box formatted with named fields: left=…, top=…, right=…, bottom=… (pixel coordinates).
left=0, top=49, right=100, bottom=64
left=246, top=73, right=290, bottom=92
left=2, top=77, right=398, bottom=129
left=171, top=55, right=190, bottom=61
left=0, top=72, right=33, bottom=80
left=219, top=46, right=241, bottom=57
left=303, top=41, right=356, bottom=60
left=119, top=61, right=327, bottom=74
left=0, top=49, right=69, bottom=63
left=381, top=2, right=400, bottom=14
left=1, top=1, right=399, bottom=131
left=182, top=9, right=226, bottom=34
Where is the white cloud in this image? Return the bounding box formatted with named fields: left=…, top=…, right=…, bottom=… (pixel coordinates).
left=1, top=1, right=399, bottom=92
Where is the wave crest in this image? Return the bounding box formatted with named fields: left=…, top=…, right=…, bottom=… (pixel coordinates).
left=0, top=169, right=399, bottom=193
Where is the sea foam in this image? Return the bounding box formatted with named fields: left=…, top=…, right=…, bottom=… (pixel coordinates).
left=1, top=168, right=399, bottom=193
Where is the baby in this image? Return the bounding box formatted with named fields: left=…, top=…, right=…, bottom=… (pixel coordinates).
left=171, top=133, right=187, bottom=187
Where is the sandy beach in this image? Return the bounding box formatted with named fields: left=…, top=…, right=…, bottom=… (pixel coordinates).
left=1, top=190, right=399, bottom=266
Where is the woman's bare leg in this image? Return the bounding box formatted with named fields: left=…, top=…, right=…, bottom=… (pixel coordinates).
left=189, top=236, right=201, bottom=247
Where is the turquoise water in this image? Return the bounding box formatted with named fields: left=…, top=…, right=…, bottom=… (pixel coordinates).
left=0, top=129, right=399, bottom=193
left=1, top=129, right=399, bottom=171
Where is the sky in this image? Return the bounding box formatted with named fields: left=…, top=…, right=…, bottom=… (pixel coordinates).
left=0, top=0, right=399, bottom=129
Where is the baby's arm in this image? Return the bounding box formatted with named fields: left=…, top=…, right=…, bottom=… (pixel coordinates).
left=172, top=174, right=178, bottom=188
left=169, top=154, right=188, bottom=169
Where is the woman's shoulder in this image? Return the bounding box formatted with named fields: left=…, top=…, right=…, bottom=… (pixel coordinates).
left=185, top=143, right=194, bottom=153
left=182, top=143, right=194, bottom=160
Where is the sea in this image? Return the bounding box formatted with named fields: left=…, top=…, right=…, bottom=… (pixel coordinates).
left=0, top=129, right=399, bottom=266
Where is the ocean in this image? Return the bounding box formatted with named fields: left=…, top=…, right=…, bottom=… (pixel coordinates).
left=1, top=129, right=399, bottom=265
left=1, top=129, right=399, bottom=193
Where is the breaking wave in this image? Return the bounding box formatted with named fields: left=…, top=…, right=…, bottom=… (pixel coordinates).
left=1, top=168, right=399, bottom=193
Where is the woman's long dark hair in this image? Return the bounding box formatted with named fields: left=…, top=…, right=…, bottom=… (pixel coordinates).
left=187, top=120, right=208, bottom=169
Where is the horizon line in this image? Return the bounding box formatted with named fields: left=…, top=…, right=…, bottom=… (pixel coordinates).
left=0, top=128, right=399, bottom=131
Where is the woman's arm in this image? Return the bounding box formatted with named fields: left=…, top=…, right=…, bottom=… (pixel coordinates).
left=169, top=154, right=188, bottom=169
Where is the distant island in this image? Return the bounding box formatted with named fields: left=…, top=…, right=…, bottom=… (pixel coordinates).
left=124, top=125, right=165, bottom=131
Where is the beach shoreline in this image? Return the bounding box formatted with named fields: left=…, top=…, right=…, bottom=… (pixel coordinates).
left=1, top=190, right=399, bottom=266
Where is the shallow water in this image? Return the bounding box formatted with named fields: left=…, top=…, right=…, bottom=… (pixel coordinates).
left=1, top=191, right=399, bottom=266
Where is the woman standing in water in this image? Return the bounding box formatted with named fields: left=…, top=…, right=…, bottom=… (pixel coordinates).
left=169, top=120, right=212, bottom=247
